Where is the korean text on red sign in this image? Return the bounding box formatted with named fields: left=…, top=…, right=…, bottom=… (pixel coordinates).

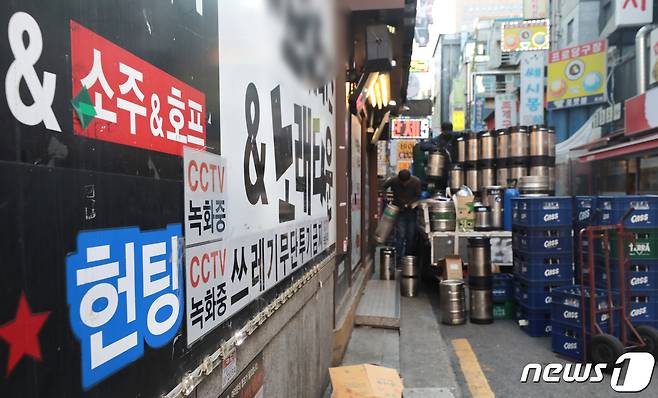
left=549, top=40, right=606, bottom=63
left=70, top=21, right=206, bottom=156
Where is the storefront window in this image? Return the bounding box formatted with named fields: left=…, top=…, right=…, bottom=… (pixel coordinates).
left=639, top=155, right=658, bottom=194
left=595, top=159, right=628, bottom=194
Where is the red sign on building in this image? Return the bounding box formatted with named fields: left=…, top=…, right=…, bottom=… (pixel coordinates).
left=70, top=21, right=207, bottom=156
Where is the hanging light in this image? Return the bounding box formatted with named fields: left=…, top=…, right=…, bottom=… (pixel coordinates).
left=375, top=81, right=382, bottom=109
left=379, top=73, right=390, bottom=107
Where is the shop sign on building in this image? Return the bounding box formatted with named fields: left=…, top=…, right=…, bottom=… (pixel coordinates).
left=523, top=0, right=549, bottom=19
left=452, top=110, right=465, bottom=131
left=547, top=40, right=607, bottom=109
left=472, top=97, right=486, bottom=131
left=410, top=60, right=430, bottom=73
left=650, top=28, right=658, bottom=85
left=501, top=19, right=550, bottom=52
left=395, top=139, right=416, bottom=173
left=377, top=141, right=388, bottom=177
left=495, top=94, right=518, bottom=129
left=390, top=117, right=431, bottom=139
left=520, top=52, right=545, bottom=125
left=625, top=85, right=658, bottom=135
left=614, top=0, right=654, bottom=28
left=592, top=103, right=622, bottom=128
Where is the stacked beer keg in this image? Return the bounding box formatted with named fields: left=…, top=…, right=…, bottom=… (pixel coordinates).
left=528, top=126, right=556, bottom=194
left=508, top=126, right=529, bottom=184
left=467, top=237, right=493, bottom=324
left=450, top=134, right=467, bottom=193
left=466, top=131, right=480, bottom=195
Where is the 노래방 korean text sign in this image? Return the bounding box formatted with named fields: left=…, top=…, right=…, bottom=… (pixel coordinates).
left=547, top=39, right=607, bottom=109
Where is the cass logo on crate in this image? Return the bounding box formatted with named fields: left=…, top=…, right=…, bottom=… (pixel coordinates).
left=543, top=213, right=560, bottom=222
left=544, top=239, right=559, bottom=249
left=563, top=342, right=578, bottom=351
left=578, top=209, right=590, bottom=221
left=545, top=296, right=553, bottom=304
left=520, top=353, right=656, bottom=392
left=563, top=310, right=579, bottom=319
left=630, top=214, right=650, bottom=224
left=630, top=306, right=648, bottom=318
left=631, top=276, right=649, bottom=287
left=544, top=268, right=561, bottom=277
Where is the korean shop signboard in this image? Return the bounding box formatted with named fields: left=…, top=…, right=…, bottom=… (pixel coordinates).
left=547, top=40, right=607, bottom=109
left=391, top=117, right=431, bottom=139
left=523, top=0, right=549, bottom=19
left=501, top=19, right=550, bottom=52
left=520, top=52, right=546, bottom=125
left=1, top=0, right=335, bottom=398
left=614, top=0, right=653, bottom=28
left=495, top=94, right=518, bottom=129
left=650, top=28, right=658, bottom=86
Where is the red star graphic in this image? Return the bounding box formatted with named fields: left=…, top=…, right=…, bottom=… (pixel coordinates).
left=0, top=292, right=50, bottom=376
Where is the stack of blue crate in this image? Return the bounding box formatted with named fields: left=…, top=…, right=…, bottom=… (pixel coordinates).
left=512, top=196, right=574, bottom=337
left=550, top=285, right=618, bottom=360
left=573, top=196, right=598, bottom=284
left=594, top=195, right=658, bottom=330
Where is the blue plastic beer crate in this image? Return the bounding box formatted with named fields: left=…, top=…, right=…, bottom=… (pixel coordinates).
left=550, top=286, right=617, bottom=327
left=574, top=196, right=598, bottom=226
left=513, top=250, right=574, bottom=282
left=551, top=321, right=584, bottom=359
left=595, top=260, right=658, bottom=292
left=514, top=276, right=571, bottom=309
left=594, top=228, right=658, bottom=261
left=512, top=196, right=573, bottom=227
left=492, top=273, right=514, bottom=303
left=627, top=294, right=658, bottom=323
left=512, top=226, right=573, bottom=253
left=598, top=195, right=658, bottom=227
left=516, top=302, right=552, bottom=337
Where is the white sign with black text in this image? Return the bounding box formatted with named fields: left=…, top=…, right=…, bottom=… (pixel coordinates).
left=520, top=52, right=546, bottom=126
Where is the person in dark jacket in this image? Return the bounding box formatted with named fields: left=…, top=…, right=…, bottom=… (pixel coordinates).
left=381, top=169, right=422, bottom=256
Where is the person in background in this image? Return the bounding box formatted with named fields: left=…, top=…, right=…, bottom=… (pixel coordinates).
left=381, top=169, right=422, bottom=257
left=416, top=121, right=455, bottom=192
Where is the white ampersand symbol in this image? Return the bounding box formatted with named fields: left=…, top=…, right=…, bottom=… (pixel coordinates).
left=5, top=11, right=61, bottom=132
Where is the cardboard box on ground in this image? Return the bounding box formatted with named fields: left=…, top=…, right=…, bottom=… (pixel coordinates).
left=329, top=364, right=404, bottom=398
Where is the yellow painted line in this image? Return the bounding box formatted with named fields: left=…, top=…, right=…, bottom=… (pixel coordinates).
left=452, top=338, right=495, bottom=398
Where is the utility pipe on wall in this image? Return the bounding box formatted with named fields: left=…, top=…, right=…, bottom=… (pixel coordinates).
left=636, top=24, right=656, bottom=95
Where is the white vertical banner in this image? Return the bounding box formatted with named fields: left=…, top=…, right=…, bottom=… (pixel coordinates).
left=650, top=28, right=658, bottom=86
left=520, top=51, right=546, bottom=126
left=523, top=0, right=548, bottom=19
left=495, top=93, right=518, bottom=130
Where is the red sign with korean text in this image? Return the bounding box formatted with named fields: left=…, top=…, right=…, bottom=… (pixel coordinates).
left=548, top=39, right=606, bottom=64
left=70, top=20, right=206, bottom=156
